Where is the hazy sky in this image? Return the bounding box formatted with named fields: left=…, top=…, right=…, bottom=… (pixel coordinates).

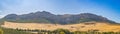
left=0, top=0, right=120, bottom=23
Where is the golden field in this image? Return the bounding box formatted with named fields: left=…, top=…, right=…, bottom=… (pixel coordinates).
left=1, top=21, right=120, bottom=32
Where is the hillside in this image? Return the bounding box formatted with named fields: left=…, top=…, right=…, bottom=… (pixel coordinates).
left=1, top=21, right=120, bottom=32
left=1, top=11, right=116, bottom=24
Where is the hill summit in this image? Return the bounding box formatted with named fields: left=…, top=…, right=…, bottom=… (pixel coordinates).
left=2, top=11, right=116, bottom=24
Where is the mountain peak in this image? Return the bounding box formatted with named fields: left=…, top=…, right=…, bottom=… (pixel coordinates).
left=78, top=13, right=97, bottom=16
left=42, top=11, right=49, bottom=13
left=35, top=11, right=52, bottom=15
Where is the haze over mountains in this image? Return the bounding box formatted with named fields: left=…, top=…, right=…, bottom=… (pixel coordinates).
left=1, top=11, right=116, bottom=24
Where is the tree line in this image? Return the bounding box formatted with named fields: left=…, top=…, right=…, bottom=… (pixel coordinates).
left=16, top=28, right=120, bottom=34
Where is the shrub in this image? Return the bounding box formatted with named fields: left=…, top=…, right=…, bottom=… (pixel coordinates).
left=0, top=29, right=3, bottom=34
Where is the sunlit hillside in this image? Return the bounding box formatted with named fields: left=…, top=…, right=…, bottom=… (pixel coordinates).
left=1, top=21, right=120, bottom=32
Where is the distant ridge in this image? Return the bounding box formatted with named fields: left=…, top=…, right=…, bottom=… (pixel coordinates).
left=1, top=11, right=116, bottom=24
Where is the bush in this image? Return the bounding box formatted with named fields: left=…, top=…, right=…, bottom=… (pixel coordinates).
left=0, top=29, right=3, bottom=34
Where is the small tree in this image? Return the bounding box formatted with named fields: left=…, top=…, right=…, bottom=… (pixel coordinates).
left=0, top=29, right=3, bottom=34
left=60, top=31, right=65, bottom=34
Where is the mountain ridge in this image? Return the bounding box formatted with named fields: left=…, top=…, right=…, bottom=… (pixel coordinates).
left=1, top=11, right=116, bottom=24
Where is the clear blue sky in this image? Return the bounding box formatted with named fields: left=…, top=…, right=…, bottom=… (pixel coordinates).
left=0, top=0, right=120, bottom=23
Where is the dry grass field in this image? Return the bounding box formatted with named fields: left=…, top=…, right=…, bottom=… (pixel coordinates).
left=1, top=21, right=120, bottom=32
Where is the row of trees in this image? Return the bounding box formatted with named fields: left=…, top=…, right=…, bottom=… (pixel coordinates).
left=16, top=28, right=120, bottom=34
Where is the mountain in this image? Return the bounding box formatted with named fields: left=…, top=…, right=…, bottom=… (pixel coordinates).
left=1, top=11, right=116, bottom=24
